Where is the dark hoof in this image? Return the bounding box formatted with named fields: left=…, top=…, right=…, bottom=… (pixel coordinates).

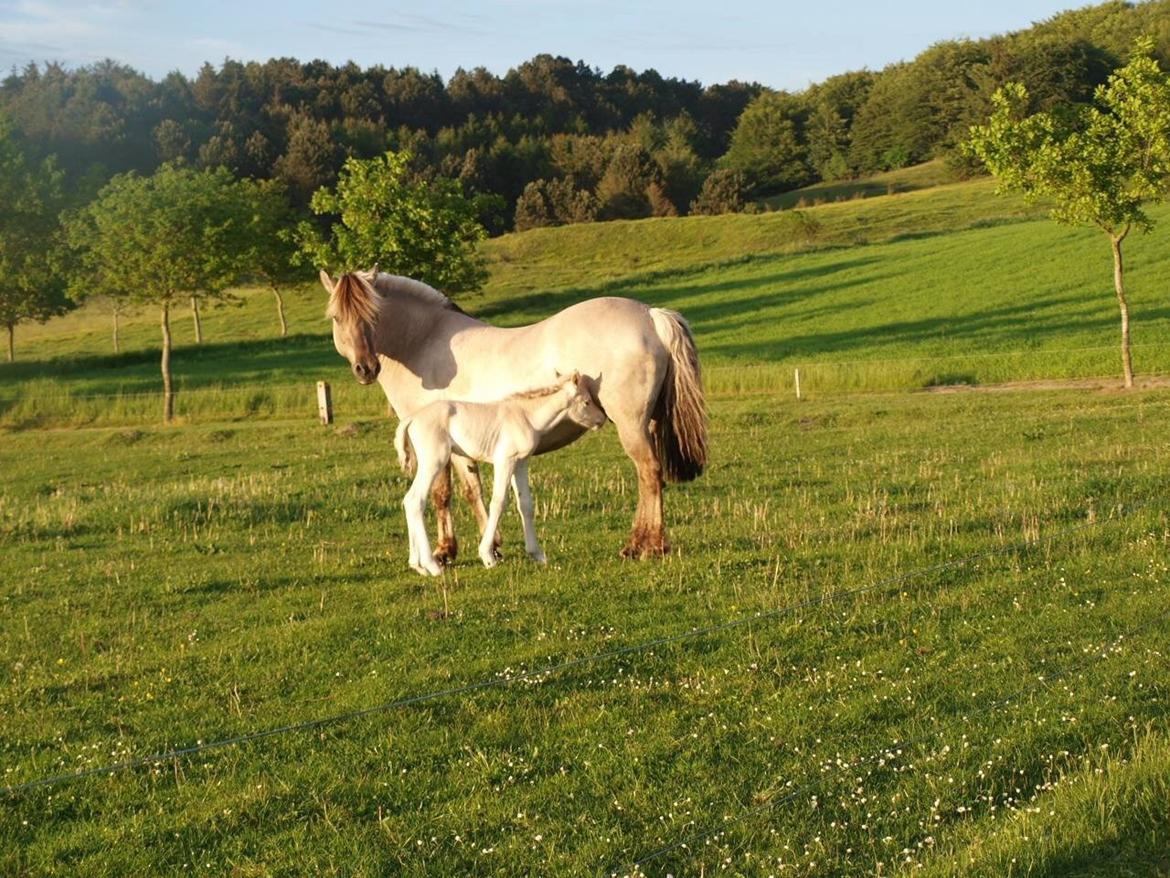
left=620, top=537, right=670, bottom=560
left=433, top=538, right=458, bottom=564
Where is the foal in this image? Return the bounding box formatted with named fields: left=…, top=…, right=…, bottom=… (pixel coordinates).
left=394, top=372, right=607, bottom=576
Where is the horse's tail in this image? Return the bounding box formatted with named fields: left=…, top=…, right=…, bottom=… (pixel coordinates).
left=649, top=308, right=708, bottom=483
left=394, top=417, right=416, bottom=475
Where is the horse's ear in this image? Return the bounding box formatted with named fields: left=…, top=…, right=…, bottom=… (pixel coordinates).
left=318, top=269, right=335, bottom=295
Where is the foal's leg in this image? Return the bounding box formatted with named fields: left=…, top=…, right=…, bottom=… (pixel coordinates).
left=430, top=465, right=458, bottom=564
left=479, top=458, right=516, bottom=569
left=451, top=455, right=501, bottom=558
left=405, top=450, right=447, bottom=577
left=510, top=459, right=546, bottom=564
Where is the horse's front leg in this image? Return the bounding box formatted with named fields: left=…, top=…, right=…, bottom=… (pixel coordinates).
left=452, top=455, right=501, bottom=559
left=430, top=464, right=458, bottom=564
left=479, top=458, right=515, bottom=569
left=510, top=459, right=546, bottom=564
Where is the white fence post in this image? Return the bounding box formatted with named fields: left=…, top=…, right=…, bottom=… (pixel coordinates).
left=317, top=381, right=333, bottom=425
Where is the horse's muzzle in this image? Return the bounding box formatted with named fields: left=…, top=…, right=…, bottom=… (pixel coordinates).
left=353, top=361, right=381, bottom=384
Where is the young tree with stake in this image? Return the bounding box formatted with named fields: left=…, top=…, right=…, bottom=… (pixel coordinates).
left=968, top=38, right=1170, bottom=389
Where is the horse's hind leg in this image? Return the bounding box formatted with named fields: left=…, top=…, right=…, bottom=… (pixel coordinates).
left=430, top=465, right=458, bottom=564
left=615, top=422, right=668, bottom=559
left=452, top=455, right=501, bottom=558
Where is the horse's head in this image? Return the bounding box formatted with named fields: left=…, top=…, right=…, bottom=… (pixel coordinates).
left=320, top=269, right=382, bottom=385
left=561, top=371, right=607, bottom=430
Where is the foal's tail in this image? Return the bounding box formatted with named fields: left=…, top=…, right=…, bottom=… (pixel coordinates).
left=394, top=417, right=416, bottom=474
left=649, top=308, right=708, bottom=483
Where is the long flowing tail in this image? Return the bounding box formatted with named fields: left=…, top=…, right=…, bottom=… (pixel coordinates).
left=394, top=417, right=416, bottom=474
left=648, top=308, right=708, bottom=482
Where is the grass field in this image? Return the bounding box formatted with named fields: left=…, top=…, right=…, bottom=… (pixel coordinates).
left=1, top=389, right=1168, bottom=875
left=3, top=170, right=1170, bottom=875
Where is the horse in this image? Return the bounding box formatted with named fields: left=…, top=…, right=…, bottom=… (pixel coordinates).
left=394, top=371, right=608, bottom=575
left=320, top=268, right=707, bottom=560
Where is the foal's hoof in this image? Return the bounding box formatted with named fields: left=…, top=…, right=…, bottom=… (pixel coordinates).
left=479, top=548, right=500, bottom=569
left=411, top=560, right=444, bottom=577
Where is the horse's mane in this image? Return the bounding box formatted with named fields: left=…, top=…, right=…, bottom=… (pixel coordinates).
left=327, top=273, right=382, bottom=326
left=371, top=273, right=468, bottom=315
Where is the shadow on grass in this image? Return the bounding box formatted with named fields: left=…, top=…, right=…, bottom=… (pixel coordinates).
left=1, top=331, right=342, bottom=396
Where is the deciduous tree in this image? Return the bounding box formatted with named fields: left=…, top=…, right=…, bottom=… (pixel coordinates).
left=968, top=38, right=1170, bottom=388
left=65, top=164, right=247, bottom=421
left=295, top=150, right=487, bottom=293
left=0, top=115, right=70, bottom=362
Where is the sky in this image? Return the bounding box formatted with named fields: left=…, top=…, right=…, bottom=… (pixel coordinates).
left=0, top=0, right=1097, bottom=90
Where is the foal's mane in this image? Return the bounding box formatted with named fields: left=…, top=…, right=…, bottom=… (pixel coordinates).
left=327, top=273, right=382, bottom=326
left=507, top=375, right=578, bottom=401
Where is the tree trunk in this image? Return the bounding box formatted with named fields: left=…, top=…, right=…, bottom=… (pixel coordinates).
left=5, top=323, right=13, bottom=363
left=272, top=285, right=288, bottom=337
left=112, top=308, right=120, bottom=354
left=1111, top=233, right=1134, bottom=389
left=190, top=295, right=203, bottom=344
left=161, top=304, right=174, bottom=423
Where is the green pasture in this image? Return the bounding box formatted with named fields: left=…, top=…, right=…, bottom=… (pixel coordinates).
left=3, top=170, right=1170, bottom=875
left=1, top=388, right=1168, bottom=876
left=4, top=180, right=1170, bottom=428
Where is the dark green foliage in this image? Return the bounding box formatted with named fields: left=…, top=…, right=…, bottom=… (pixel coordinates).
left=722, top=90, right=813, bottom=194
left=4, top=0, right=1170, bottom=227
left=514, top=178, right=597, bottom=231
left=0, top=113, right=71, bottom=361
left=595, top=143, right=662, bottom=220
left=688, top=168, right=746, bottom=215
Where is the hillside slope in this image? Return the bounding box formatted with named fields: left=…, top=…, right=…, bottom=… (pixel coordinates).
left=6, top=174, right=1170, bottom=425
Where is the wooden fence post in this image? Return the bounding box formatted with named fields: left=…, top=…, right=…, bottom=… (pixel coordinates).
left=317, top=381, right=333, bottom=425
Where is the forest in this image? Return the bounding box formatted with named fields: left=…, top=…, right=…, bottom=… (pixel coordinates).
left=4, top=0, right=1170, bottom=234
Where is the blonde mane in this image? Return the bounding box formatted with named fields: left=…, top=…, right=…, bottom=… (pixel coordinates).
left=327, top=273, right=382, bottom=326
left=507, top=374, right=579, bottom=401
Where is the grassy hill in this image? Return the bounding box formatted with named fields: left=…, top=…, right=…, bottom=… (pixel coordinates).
left=5, top=169, right=1170, bottom=427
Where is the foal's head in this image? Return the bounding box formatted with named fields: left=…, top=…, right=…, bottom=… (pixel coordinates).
left=560, top=371, right=608, bottom=430
left=320, top=269, right=381, bottom=385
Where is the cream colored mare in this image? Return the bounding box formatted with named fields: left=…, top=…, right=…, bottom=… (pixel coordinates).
left=394, top=372, right=607, bottom=575
left=321, top=269, right=707, bottom=561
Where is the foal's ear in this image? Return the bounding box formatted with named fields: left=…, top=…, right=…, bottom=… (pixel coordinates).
left=318, top=269, right=335, bottom=295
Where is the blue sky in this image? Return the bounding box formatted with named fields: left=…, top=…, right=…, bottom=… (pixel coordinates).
left=1, top=0, right=1094, bottom=90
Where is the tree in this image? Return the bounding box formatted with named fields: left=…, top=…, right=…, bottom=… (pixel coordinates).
left=237, top=178, right=304, bottom=336
left=514, top=177, right=597, bottom=231
left=595, top=143, right=658, bottom=220
left=722, top=90, right=813, bottom=194
left=0, top=115, right=70, bottom=362
left=967, top=39, right=1170, bottom=389
left=65, top=164, right=248, bottom=421
left=295, top=150, right=487, bottom=293
left=689, top=168, right=747, bottom=216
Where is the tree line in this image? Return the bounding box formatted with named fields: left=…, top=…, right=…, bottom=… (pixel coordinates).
left=5, top=1, right=1170, bottom=231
